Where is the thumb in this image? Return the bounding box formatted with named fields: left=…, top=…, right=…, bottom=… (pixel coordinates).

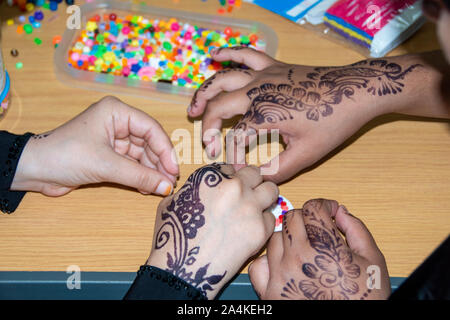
left=333, top=205, right=381, bottom=259
left=248, top=255, right=270, bottom=299
left=103, top=152, right=174, bottom=196
left=260, top=140, right=316, bottom=184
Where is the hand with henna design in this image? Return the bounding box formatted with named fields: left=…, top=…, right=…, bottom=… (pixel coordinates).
left=248, top=199, right=391, bottom=300
left=188, top=48, right=450, bottom=183
left=146, top=163, right=279, bottom=299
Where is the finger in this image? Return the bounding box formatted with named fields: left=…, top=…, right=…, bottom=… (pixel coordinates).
left=262, top=209, right=276, bottom=239
left=260, top=140, right=317, bottom=183
left=248, top=255, right=270, bottom=299
left=202, top=87, right=252, bottom=158
left=234, top=165, right=263, bottom=189
left=282, top=209, right=308, bottom=252
left=189, top=68, right=255, bottom=117
left=225, top=122, right=257, bottom=170
left=266, top=232, right=283, bottom=271
left=144, top=144, right=177, bottom=184
left=332, top=205, right=381, bottom=258
left=103, top=151, right=174, bottom=196
left=302, top=199, right=339, bottom=227
left=253, top=181, right=279, bottom=210
left=211, top=46, right=276, bottom=70
left=113, top=103, right=179, bottom=177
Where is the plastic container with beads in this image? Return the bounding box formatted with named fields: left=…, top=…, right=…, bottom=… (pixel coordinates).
left=0, top=48, right=11, bottom=120
left=54, top=0, right=278, bottom=103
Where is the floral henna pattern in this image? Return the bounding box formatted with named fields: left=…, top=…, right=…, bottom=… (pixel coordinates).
left=280, top=206, right=362, bottom=300
left=240, top=60, right=421, bottom=123
left=154, top=163, right=231, bottom=296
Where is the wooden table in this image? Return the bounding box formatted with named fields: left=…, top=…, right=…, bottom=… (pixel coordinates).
left=0, top=0, right=449, bottom=280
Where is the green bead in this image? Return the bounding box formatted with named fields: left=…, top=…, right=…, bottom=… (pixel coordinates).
left=34, top=37, right=42, bottom=45
left=163, top=41, right=172, bottom=51
left=164, top=68, right=174, bottom=77
left=24, top=24, right=33, bottom=34
left=212, top=32, right=220, bottom=41
left=15, top=62, right=23, bottom=69
left=174, top=61, right=183, bottom=68
left=240, top=35, right=250, bottom=44
left=96, top=34, right=104, bottom=42
left=229, top=37, right=236, bottom=44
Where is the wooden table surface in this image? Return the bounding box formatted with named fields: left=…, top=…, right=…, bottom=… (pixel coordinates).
left=0, top=0, right=449, bottom=278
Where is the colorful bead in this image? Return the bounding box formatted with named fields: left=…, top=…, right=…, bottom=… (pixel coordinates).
left=67, top=14, right=262, bottom=89
left=34, top=10, right=44, bottom=21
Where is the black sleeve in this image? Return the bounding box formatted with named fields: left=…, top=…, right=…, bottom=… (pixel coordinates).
left=389, top=236, right=450, bottom=300
left=0, top=131, right=34, bottom=214
left=123, top=265, right=207, bottom=300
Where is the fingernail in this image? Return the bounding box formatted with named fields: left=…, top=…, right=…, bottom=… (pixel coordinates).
left=187, top=105, right=192, bottom=113
left=156, top=181, right=172, bottom=196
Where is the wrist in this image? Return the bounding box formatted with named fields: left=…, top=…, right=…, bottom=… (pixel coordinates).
left=145, top=254, right=225, bottom=300
left=10, top=136, right=44, bottom=192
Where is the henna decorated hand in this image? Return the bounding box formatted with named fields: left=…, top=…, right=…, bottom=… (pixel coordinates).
left=11, top=96, right=179, bottom=196
left=188, top=47, right=423, bottom=183
left=146, top=163, right=279, bottom=299
left=248, top=199, right=391, bottom=300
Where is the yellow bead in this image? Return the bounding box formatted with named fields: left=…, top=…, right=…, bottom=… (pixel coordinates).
left=86, top=21, right=97, bottom=32
left=7, top=19, right=14, bottom=26
left=25, top=3, right=34, bottom=12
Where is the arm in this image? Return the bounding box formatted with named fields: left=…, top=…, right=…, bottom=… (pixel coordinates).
left=188, top=48, right=450, bottom=183
left=10, top=96, right=179, bottom=198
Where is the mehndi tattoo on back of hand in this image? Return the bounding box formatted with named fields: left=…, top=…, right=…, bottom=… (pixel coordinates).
left=280, top=205, right=362, bottom=300
left=240, top=60, right=421, bottom=124
left=154, top=163, right=231, bottom=296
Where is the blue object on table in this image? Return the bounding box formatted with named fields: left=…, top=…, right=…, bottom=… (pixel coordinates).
left=248, top=0, right=325, bottom=22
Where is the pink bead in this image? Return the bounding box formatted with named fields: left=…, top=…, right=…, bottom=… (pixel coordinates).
left=138, top=66, right=156, bottom=78
left=171, top=22, right=180, bottom=31
left=122, top=66, right=131, bottom=76
left=85, top=39, right=94, bottom=47
left=122, top=26, right=130, bottom=35
left=128, top=58, right=138, bottom=65
left=184, top=32, right=192, bottom=40
left=144, top=46, right=153, bottom=55
left=88, top=56, right=97, bottom=65
left=70, top=52, right=80, bottom=61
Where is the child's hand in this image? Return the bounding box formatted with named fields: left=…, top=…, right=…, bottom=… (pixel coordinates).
left=188, top=47, right=424, bottom=183
left=146, top=163, right=278, bottom=299
left=11, top=96, right=179, bottom=196
left=249, top=199, right=391, bottom=300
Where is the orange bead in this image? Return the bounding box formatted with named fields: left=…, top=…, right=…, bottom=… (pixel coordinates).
left=52, top=35, right=62, bottom=45
left=16, top=25, right=24, bottom=34
left=249, top=34, right=258, bottom=43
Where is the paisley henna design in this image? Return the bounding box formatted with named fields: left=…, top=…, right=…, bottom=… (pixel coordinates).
left=240, top=60, right=421, bottom=123
left=280, top=205, right=362, bottom=300
left=154, top=163, right=231, bottom=296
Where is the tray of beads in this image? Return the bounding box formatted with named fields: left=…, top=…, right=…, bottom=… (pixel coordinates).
left=54, top=0, right=278, bottom=100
